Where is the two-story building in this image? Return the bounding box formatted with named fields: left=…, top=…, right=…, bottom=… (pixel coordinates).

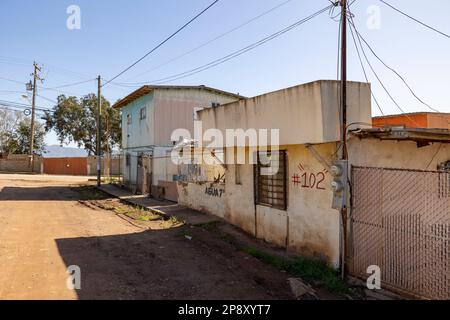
left=112, top=85, right=243, bottom=200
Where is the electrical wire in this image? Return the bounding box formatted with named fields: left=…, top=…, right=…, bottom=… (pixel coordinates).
left=102, top=0, right=221, bottom=87
left=125, top=0, right=296, bottom=82
left=347, top=16, right=420, bottom=126
left=43, top=79, right=96, bottom=90
left=116, top=4, right=333, bottom=87
left=379, top=0, right=450, bottom=39
left=348, top=18, right=441, bottom=113
left=347, top=16, right=384, bottom=115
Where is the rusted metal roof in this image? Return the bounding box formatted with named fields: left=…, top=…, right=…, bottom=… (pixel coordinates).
left=350, top=127, right=450, bottom=143
left=112, top=85, right=245, bottom=109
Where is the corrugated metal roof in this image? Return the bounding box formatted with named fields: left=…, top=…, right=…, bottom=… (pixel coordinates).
left=350, top=127, right=450, bottom=143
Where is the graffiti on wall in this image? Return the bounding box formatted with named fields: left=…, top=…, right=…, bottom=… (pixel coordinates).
left=205, top=186, right=225, bottom=198
left=292, top=163, right=328, bottom=191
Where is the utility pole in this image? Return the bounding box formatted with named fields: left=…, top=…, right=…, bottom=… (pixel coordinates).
left=97, top=76, right=102, bottom=187
left=29, top=62, right=42, bottom=170
left=339, top=0, right=348, bottom=280
left=340, top=0, right=347, bottom=160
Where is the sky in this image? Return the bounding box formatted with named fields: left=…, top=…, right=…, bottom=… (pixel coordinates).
left=0, top=0, right=449, bottom=147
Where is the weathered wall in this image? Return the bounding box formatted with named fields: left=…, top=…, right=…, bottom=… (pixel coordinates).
left=179, top=143, right=341, bottom=267
left=225, top=144, right=340, bottom=266
left=177, top=182, right=226, bottom=218
left=348, top=137, right=450, bottom=171
left=198, top=80, right=371, bottom=146
left=0, top=155, right=42, bottom=173
left=154, top=88, right=239, bottom=146
left=86, top=157, right=121, bottom=176
left=121, top=93, right=155, bottom=151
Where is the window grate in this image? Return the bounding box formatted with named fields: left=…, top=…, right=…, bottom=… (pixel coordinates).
left=254, top=150, right=287, bottom=210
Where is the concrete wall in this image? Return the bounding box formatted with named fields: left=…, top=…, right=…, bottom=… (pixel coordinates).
left=178, top=143, right=341, bottom=267
left=225, top=144, right=340, bottom=266
left=177, top=138, right=450, bottom=268
left=122, top=93, right=155, bottom=151
left=348, top=137, right=450, bottom=171
left=198, top=80, right=372, bottom=146
left=87, top=156, right=121, bottom=176
left=153, top=88, right=239, bottom=146
left=0, top=155, right=43, bottom=173
left=178, top=182, right=226, bottom=218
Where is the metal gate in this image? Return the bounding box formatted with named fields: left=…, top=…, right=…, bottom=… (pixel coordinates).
left=43, top=157, right=88, bottom=176
left=350, top=166, right=450, bottom=300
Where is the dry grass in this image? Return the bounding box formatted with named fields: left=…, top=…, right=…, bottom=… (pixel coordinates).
left=74, top=186, right=183, bottom=228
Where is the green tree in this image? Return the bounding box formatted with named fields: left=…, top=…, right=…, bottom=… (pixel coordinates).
left=44, top=94, right=121, bottom=156
left=1, top=118, right=46, bottom=155
left=0, top=109, right=24, bottom=154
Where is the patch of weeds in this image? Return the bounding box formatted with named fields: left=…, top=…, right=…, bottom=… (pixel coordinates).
left=194, top=221, right=221, bottom=232
left=195, top=222, right=350, bottom=296
left=160, top=215, right=183, bottom=229
left=75, top=186, right=109, bottom=201
left=243, top=248, right=349, bottom=295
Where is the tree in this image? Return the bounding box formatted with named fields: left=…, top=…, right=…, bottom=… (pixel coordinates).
left=0, top=109, right=24, bottom=153
left=44, top=94, right=121, bottom=156
left=0, top=113, right=46, bottom=155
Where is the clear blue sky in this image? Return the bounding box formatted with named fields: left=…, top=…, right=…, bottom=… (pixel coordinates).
left=0, top=0, right=449, bottom=146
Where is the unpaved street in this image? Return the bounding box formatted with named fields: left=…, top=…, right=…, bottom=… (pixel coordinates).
left=0, top=175, right=293, bottom=300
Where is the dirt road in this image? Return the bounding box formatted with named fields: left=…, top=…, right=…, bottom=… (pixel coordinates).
left=0, top=175, right=293, bottom=300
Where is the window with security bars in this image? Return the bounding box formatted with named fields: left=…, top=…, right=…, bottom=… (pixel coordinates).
left=254, top=150, right=287, bottom=210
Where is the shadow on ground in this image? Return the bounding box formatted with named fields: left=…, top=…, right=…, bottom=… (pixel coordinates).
left=0, top=186, right=89, bottom=201
left=55, top=226, right=294, bottom=300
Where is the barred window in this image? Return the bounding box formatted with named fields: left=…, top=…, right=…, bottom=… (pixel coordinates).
left=126, top=154, right=131, bottom=167
left=254, top=150, right=287, bottom=210
left=127, top=114, right=132, bottom=125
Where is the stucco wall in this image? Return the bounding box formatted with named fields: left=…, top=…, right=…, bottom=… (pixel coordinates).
left=122, top=93, right=155, bottom=150
left=179, top=143, right=341, bottom=267
left=178, top=182, right=226, bottom=218
left=0, top=155, right=42, bottom=173
left=198, top=80, right=371, bottom=146
left=226, top=144, right=340, bottom=266
left=153, top=89, right=239, bottom=146
left=348, top=137, right=450, bottom=171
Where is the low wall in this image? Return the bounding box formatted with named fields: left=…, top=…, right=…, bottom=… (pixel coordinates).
left=177, top=182, right=226, bottom=218
left=87, top=156, right=121, bottom=176
left=0, top=155, right=43, bottom=173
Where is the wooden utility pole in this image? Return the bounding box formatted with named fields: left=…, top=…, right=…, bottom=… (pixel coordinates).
left=340, top=0, right=347, bottom=160
left=29, top=62, right=41, bottom=169
left=97, top=76, right=102, bottom=187
left=339, top=0, right=348, bottom=280
left=30, top=62, right=40, bottom=155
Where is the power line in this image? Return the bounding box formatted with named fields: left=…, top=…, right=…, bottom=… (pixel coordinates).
left=0, top=76, right=26, bottom=85
left=347, top=16, right=419, bottom=125
left=102, top=0, right=221, bottom=87
left=116, top=4, right=333, bottom=87
left=36, top=94, right=58, bottom=104
left=348, top=16, right=441, bottom=113
left=0, top=99, right=51, bottom=112
left=347, top=15, right=384, bottom=115
left=379, top=0, right=450, bottom=39
left=43, top=78, right=96, bottom=90
left=126, top=0, right=296, bottom=82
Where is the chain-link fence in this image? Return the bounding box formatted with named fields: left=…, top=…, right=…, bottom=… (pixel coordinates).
left=350, top=166, right=450, bottom=299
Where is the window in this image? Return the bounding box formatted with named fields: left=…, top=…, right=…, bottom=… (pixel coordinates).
left=126, top=154, right=131, bottom=167
left=140, top=107, right=146, bottom=120
left=127, top=114, right=132, bottom=125
left=254, top=150, right=287, bottom=210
